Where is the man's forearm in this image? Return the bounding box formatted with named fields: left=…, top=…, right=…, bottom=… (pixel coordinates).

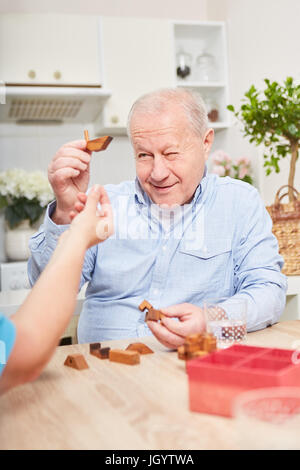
left=233, top=283, right=286, bottom=332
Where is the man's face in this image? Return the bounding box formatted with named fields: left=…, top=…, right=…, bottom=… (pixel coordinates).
left=131, top=105, right=214, bottom=206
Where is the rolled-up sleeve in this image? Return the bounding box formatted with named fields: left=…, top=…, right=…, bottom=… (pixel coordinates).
left=232, top=186, right=287, bottom=331
left=28, top=200, right=97, bottom=290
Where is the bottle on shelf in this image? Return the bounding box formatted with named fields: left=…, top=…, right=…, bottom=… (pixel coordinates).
left=176, top=50, right=192, bottom=80
left=205, top=97, right=220, bottom=123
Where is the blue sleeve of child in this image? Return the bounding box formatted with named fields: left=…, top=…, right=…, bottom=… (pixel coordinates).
left=0, top=314, right=16, bottom=376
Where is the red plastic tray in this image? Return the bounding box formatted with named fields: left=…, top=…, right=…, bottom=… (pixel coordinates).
left=186, top=344, right=300, bottom=417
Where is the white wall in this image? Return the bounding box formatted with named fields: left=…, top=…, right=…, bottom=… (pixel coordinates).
left=207, top=0, right=300, bottom=205
left=0, top=0, right=208, bottom=19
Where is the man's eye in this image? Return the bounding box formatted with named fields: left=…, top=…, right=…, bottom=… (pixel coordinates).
left=166, top=152, right=178, bottom=159
left=138, top=153, right=151, bottom=158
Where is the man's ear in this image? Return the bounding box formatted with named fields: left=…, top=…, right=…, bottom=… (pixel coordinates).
left=203, top=128, right=214, bottom=160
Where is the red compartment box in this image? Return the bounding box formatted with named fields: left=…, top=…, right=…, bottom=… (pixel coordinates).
left=186, top=344, right=300, bottom=417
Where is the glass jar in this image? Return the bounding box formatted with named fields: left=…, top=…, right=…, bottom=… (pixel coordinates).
left=206, top=98, right=219, bottom=123
left=195, top=52, right=217, bottom=81
left=176, top=51, right=192, bottom=80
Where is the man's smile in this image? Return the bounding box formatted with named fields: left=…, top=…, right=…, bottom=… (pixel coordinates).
left=150, top=182, right=178, bottom=193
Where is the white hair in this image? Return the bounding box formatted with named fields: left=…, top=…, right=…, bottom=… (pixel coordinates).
left=127, top=88, right=208, bottom=139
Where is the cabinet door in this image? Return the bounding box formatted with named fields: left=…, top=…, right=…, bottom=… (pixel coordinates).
left=0, top=14, right=100, bottom=85
left=100, top=17, right=174, bottom=131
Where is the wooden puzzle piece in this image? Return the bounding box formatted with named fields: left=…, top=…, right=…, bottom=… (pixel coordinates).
left=178, top=332, right=217, bottom=361
left=203, top=333, right=217, bottom=353
left=64, top=354, right=89, bottom=370
left=145, top=308, right=162, bottom=322
left=84, top=129, right=113, bottom=152
left=109, top=349, right=140, bottom=365
left=138, top=300, right=165, bottom=322
left=91, top=346, right=111, bottom=359
left=89, top=343, right=101, bottom=353
left=139, top=300, right=153, bottom=312
left=126, top=343, right=154, bottom=355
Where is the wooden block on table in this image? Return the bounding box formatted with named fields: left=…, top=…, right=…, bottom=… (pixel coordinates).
left=126, top=343, right=154, bottom=355
left=64, top=354, right=89, bottom=370
left=184, top=342, right=202, bottom=354
left=89, top=343, right=101, bottom=354
left=178, top=346, right=189, bottom=360
left=190, top=350, right=209, bottom=358
left=203, top=333, right=217, bottom=353
left=185, top=334, right=203, bottom=345
left=91, top=347, right=111, bottom=359
left=109, top=349, right=140, bottom=365
left=139, top=300, right=153, bottom=312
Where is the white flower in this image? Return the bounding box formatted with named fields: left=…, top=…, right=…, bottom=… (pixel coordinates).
left=0, top=168, right=53, bottom=205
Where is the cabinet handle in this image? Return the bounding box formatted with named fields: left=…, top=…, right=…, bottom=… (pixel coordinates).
left=28, top=70, right=36, bottom=79
left=53, top=70, right=62, bottom=80
left=111, top=115, right=119, bottom=124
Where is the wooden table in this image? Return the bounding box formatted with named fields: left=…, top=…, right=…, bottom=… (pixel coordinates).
left=1, top=321, right=300, bottom=450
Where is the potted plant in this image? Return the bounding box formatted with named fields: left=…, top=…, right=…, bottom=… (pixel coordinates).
left=227, top=77, right=300, bottom=202
left=0, top=169, right=53, bottom=260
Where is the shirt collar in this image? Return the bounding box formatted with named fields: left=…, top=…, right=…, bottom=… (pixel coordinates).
left=134, top=165, right=208, bottom=207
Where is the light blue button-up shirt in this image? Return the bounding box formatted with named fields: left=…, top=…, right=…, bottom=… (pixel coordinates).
left=28, top=172, right=287, bottom=343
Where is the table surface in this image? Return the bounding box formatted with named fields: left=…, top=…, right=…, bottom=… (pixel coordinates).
left=1, top=320, right=300, bottom=450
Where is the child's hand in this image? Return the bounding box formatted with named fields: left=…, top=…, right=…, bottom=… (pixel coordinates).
left=68, top=185, right=114, bottom=249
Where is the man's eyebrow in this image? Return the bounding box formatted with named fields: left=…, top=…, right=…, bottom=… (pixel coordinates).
left=163, top=144, right=179, bottom=152
left=135, top=145, right=152, bottom=153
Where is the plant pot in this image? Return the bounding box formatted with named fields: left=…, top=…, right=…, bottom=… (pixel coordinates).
left=5, top=220, right=36, bottom=261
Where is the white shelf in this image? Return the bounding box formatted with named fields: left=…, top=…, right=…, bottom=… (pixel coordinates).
left=211, top=122, right=230, bottom=130
left=176, top=81, right=226, bottom=88
left=172, top=21, right=230, bottom=133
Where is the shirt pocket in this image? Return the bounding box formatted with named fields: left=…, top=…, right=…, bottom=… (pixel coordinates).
left=176, top=238, right=233, bottom=297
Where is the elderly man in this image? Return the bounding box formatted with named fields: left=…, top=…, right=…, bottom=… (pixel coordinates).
left=28, top=88, right=286, bottom=348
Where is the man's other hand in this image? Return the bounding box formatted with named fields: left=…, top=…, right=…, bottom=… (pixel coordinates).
left=147, top=303, right=206, bottom=349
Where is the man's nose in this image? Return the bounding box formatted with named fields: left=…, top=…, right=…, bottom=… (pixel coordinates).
left=150, top=156, right=170, bottom=181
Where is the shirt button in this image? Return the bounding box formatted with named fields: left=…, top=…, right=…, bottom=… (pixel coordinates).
left=162, top=245, right=167, bottom=251
left=153, top=289, right=159, bottom=295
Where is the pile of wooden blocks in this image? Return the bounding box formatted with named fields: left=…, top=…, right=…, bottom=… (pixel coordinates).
left=178, top=333, right=217, bottom=361
left=64, top=342, right=154, bottom=370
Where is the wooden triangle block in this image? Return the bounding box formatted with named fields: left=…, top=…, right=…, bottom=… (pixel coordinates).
left=84, top=130, right=113, bottom=152
left=64, top=354, right=89, bottom=370
left=126, top=343, right=154, bottom=355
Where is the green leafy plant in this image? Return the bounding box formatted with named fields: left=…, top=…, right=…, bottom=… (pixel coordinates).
left=227, top=77, right=300, bottom=201
left=0, top=169, right=53, bottom=229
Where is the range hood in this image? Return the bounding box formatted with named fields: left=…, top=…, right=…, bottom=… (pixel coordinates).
left=0, top=84, right=112, bottom=124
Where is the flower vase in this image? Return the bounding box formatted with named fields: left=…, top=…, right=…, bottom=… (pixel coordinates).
left=5, top=220, right=36, bottom=261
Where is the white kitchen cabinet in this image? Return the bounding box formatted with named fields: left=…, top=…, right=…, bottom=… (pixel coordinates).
left=96, top=17, right=174, bottom=134
left=0, top=14, right=101, bottom=85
